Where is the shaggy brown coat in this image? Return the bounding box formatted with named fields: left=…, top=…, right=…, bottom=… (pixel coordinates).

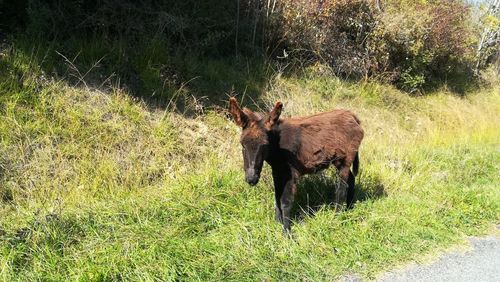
left=229, top=98, right=364, bottom=232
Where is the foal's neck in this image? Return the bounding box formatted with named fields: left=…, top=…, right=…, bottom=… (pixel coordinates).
left=267, top=123, right=281, bottom=149
left=268, top=119, right=300, bottom=151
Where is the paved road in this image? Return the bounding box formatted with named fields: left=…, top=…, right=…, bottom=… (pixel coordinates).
left=377, top=236, right=500, bottom=282
left=341, top=235, right=500, bottom=282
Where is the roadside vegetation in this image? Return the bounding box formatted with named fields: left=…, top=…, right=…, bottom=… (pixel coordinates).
left=0, top=0, right=499, bottom=280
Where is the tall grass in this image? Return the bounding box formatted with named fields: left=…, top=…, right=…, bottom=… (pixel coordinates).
left=0, top=45, right=499, bottom=280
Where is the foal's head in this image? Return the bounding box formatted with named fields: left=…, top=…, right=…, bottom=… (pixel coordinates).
left=229, top=97, right=282, bottom=186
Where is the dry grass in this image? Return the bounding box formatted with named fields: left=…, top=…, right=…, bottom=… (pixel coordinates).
left=0, top=51, right=499, bottom=280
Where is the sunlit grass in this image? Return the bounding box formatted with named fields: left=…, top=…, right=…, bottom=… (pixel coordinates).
left=0, top=46, right=499, bottom=280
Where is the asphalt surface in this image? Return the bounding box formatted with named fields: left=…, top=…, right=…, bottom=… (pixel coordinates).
left=341, top=235, right=500, bottom=282
left=379, top=236, right=500, bottom=282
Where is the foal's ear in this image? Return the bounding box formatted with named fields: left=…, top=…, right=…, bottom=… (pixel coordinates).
left=266, top=101, right=283, bottom=129
left=229, top=97, right=248, bottom=127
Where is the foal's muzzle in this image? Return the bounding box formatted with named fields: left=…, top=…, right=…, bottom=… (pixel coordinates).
left=245, top=175, right=260, bottom=186
left=245, top=168, right=260, bottom=186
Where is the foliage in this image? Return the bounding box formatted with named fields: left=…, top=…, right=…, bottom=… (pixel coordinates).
left=0, top=0, right=489, bottom=93
left=275, top=0, right=376, bottom=78
left=8, top=0, right=247, bottom=56
left=368, top=0, right=475, bottom=92
left=474, top=0, right=500, bottom=73
left=268, top=0, right=477, bottom=92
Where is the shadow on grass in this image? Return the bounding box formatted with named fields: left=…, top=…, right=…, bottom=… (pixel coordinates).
left=0, top=0, right=284, bottom=114
left=5, top=34, right=479, bottom=116
left=292, top=170, right=387, bottom=221
left=5, top=35, right=274, bottom=116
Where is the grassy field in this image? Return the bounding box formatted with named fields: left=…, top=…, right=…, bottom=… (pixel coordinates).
left=0, top=44, right=499, bottom=280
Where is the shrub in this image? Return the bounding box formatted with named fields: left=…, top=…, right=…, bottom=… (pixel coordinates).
left=368, top=0, right=475, bottom=91
left=264, top=0, right=477, bottom=91
left=22, top=0, right=244, bottom=56
left=275, top=0, right=376, bottom=78
left=0, top=0, right=485, bottom=92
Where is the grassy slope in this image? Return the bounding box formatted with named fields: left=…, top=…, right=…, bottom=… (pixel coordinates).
left=0, top=46, right=499, bottom=281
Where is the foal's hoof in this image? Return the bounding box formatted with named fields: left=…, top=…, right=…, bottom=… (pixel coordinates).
left=282, top=228, right=294, bottom=238
left=334, top=203, right=345, bottom=213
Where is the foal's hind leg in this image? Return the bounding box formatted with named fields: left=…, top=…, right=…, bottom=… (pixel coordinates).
left=335, top=166, right=350, bottom=212
left=346, top=170, right=355, bottom=209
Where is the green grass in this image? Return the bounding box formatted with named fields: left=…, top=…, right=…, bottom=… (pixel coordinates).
left=0, top=42, right=499, bottom=281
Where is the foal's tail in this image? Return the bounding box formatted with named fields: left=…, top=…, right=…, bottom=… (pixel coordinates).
left=352, top=152, right=360, bottom=176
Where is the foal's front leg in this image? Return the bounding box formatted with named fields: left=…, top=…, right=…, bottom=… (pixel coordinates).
left=280, top=177, right=297, bottom=232
left=273, top=181, right=283, bottom=224
left=272, top=165, right=296, bottom=232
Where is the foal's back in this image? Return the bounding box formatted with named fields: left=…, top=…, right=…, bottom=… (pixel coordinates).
left=278, top=109, right=364, bottom=174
